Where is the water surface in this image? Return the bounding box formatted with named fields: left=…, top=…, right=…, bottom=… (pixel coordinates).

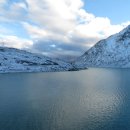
left=0, top=68, right=130, bottom=130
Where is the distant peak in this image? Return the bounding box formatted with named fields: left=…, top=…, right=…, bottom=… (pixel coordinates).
left=116, top=25, right=130, bottom=42
left=122, top=24, right=130, bottom=33
left=125, top=24, right=130, bottom=30
left=127, top=24, right=130, bottom=28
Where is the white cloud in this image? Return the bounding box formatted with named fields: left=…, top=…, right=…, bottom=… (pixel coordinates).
left=0, top=35, right=33, bottom=49
left=26, top=0, right=84, bottom=34
left=0, top=1, right=27, bottom=22
left=22, top=22, right=47, bottom=39
left=10, top=2, right=27, bottom=11
left=0, top=0, right=130, bottom=57
left=0, top=0, right=6, bottom=14
left=25, top=0, right=130, bottom=47
left=0, top=0, right=5, bottom=4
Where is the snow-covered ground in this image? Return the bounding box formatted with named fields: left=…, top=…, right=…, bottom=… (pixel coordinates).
left=74, top=25, right=130, bottom=69
left=0, top=47, right=74, bottom=73
left=2, top=25, right=130, bottom=73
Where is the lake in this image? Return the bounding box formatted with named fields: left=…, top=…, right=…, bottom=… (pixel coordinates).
left=0, top=68, right=130, bottom=130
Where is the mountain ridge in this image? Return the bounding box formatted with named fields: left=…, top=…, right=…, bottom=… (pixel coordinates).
left=0, top=46, right=74, bottom=73
left=74, top=25, right=130, bottom=68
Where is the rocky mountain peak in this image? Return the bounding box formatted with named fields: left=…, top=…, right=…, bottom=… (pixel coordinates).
left=117, top=25, right=130, bottom=42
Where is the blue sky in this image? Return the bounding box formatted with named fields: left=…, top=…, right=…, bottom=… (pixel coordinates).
left=0, top=0, right=130, bottom=57
left=84, top=0, right=130, bottom=24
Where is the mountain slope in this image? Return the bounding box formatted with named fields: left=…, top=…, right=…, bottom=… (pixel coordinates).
left=0, top=47, right=74, bottom=73
left=74, top=25, right=130, bottom=68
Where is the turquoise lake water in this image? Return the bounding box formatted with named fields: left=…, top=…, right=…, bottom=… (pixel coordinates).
left=0, top=68, right=130, bottom=130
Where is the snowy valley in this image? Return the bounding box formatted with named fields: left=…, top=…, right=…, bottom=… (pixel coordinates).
left=1, top=25, right=130, bottom=73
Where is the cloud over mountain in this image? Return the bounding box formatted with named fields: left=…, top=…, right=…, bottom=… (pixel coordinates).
left=0, top=0, right=130, bottom=57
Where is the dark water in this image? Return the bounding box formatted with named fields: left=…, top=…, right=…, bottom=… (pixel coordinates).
left=0, top=68, right=130, bottom=130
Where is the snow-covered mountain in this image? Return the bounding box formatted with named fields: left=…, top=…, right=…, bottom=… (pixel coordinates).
left=74, top=25, right=130, bottom=68
left=0, top=46, right=74, bottom=73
